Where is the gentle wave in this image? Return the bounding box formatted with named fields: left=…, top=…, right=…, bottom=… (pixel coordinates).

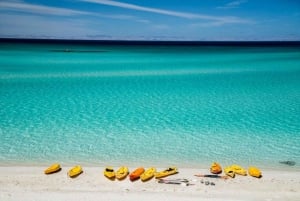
left=0, top=68, right=292, bottom=80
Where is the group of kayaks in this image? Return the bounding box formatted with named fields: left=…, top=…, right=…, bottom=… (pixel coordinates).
left=44, top=162, right=262, bottom=180
left=210, top=162, right=262, bottom=178
left=44, top=163, right=83, bottom=178
left=44, top=163, right=178, bottom=181
left=104, top=166, right=178, bottom=181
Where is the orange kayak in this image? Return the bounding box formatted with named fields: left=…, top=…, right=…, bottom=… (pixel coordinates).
left=129, top=167, right=145, bottom=181
left=210, top=162, right=222, bottom=174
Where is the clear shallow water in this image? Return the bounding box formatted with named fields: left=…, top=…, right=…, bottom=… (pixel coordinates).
left=0, top=42, right=300, bottom=169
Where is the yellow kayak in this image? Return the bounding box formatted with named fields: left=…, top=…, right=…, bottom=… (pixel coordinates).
left=68, top=165, right=83, bottom=178
left=248, top=166, right=262, bottom=178
left=140, top=167, right=156, bottom=181
left=44, top=163, right=61, bottom=174
left=155, top=167, right=178, bottom=179
left=116, top=166, right=129, bottom=180
left=210, top=162, right=222, bottom=174
left=104, top=167, right=115, bottom=180
left=231, top=164, right=247, bottom=176
left=224, top=166, right=235, bottom=178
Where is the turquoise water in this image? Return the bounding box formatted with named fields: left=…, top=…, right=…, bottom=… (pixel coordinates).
left=1, top=42, right=300, bottom=169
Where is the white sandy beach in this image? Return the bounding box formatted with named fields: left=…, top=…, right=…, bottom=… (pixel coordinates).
left=0, top=166, right=299, bottom=201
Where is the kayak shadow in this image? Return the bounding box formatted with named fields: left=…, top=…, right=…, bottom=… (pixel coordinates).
left=105, top=176, right=116, bottom=181
left=45, top=168, right=62, bottom=175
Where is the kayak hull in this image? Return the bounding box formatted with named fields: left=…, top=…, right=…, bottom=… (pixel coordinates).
left=248, top=166, right=262, bottom=178
left=116, top=166, right=129, bottom=180
left=129, top=167, right=145, bottom=181
left=140, top=167, right=156, bottom=181
left=104, top=167, right=115, bottom=180
left=155, top=167, right=178, bottom=179
left=68, top=165, right=83, bottom=178
left=210, top=162, right=222, bottom=174
left=231, top=164, right=247, bottom=176
left=44, top=163, right=61, bottom=174
left=224, top=166, right=235, bottom=178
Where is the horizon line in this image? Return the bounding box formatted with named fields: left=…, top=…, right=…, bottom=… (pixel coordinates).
left=1, top=38, right=300, bottom=46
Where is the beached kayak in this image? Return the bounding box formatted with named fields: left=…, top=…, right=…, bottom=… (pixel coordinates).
left=210, top=162, right=222, bottom=174
left=116, top=166, right=129, bottom=180
left=44, top=163, right=61, bottom=174
left=155, top=167, right=178, bottom=179
left=104, top=167, right=115, bottom=179
left=224, top=166, right=235, bottom=178
left=248, top=166, right=262, bottom=178
left=129, top=167, right=145, bottom=181
left=231, top=164, right=247, bottom=176
left=68, top=165, right=83, bottom=178
left=140, top=167, right=156, bottom=181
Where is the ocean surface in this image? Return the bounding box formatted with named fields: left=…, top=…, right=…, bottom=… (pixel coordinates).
left=0, top=41, right=300, bottom=169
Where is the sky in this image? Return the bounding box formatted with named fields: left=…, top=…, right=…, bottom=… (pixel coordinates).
left=0, top=0, right=300, bottom=41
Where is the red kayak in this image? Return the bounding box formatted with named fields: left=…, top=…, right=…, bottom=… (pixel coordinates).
left=129, top=167, right=145, bottom=181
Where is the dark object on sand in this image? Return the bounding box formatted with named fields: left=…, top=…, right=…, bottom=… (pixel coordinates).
left=194, top=174, right=229, bottom=180
left=157, top=178, right=192, bottom=186
left=279, top=161, right=296, bottom=166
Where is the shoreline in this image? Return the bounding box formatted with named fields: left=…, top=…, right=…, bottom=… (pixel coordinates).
left=0, top=161, right=298, bottom=171
left=1, top=166, right=299, bottom=201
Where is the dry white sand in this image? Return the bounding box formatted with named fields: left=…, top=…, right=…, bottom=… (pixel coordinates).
left=0, top=166, right=299, bottom=201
